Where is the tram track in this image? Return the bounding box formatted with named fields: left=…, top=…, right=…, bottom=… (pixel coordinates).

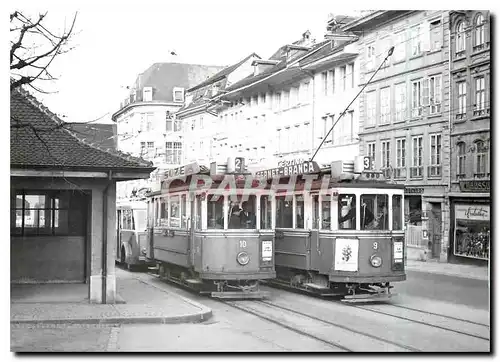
left=346, top=303, right=490, bottom=341
left=222, top=299, right=421, bottom=352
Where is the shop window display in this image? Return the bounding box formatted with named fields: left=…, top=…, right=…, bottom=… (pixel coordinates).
left=453, top=204, right=490, bottom=260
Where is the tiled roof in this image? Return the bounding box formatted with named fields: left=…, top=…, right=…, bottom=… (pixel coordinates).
left=10, top=87, right=156, bottom=172
left=187, top=53, right=260, bottom=92
left=65, top=122, right=117, bottom=151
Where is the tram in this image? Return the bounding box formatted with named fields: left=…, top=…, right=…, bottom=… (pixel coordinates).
left=146, top=157, right=276, bottom=299
left=116, top=198, right=151, bottom=270
left=256, top=156, right=406, bottom=302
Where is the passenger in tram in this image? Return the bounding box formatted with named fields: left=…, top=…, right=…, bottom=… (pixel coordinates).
left=229, top=202, right=242, bottom=229
left=240, top=201, right=256, bottom=229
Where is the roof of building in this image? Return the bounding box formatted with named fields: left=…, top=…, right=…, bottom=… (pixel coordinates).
left=187, top=53, right=260, bottom=93
left=65, top=122, right=117, bottom=151
left=10, top=87, right=155, bottom=172
left=133, top=62, right=225, bottom=102
left=223, top=39, right=331, bottom=93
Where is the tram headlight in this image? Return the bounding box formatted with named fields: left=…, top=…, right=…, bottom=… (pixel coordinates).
left=370, top=254, right=383, bottom=268
left=237, top=251, right=250, bottom=266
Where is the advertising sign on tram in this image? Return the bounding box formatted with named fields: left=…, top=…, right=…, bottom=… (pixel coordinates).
left=255, top=159, right=320, bottom=179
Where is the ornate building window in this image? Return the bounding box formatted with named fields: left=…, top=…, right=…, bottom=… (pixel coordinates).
left=456, top=21, right=466, bottom=55
left=474, top=13, right=485, bottom=50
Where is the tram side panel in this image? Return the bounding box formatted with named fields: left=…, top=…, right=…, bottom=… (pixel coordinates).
left=152, top=228, right=191, bottom=269
left=275, top=230, right=312, bottom=271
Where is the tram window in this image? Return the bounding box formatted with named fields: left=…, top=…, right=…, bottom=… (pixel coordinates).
left=392, top=195, right=403, bottom=230
left=229, top=195, right=256, bottom=229
left=338, top=194, right=356, bottom=230
left=312, top=195, right=319, bottom=229
left=159, top=199, right=168, bottom=227
left=295, top=195, right=305, bottom=229
left=170, top=196, right=180, bottom=228
left=275, top=196, right=293, bottom=228
left=321, top=196, right=331, bottom=230
left=207, top=194, right=224, bottom=229
left=123, top=209, right=133, bottom=230
left=360, top=194, right=389, bottom=230
left=181, top=194, right=187, bottom=228
left=195, top=196, right=202, bottom=229
left=260, top=195, right=272, bottom=229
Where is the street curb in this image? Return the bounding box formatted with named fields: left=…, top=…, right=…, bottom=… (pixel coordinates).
left=10, top=309, right=212, bottom=325
left=405, top=267, right=489, bottom=281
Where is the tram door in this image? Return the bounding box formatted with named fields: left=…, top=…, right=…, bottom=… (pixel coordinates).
left=310, top=194, right=321, bottom=271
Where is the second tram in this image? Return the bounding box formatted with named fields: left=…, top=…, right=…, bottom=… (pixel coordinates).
left=256, top=156, right=406, bottom=302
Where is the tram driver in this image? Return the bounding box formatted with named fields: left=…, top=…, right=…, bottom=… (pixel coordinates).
left=240, top=201, right=256, bottom=229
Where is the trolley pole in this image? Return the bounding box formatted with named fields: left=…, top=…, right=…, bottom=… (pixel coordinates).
left=310, top=46, right=395, bottom=163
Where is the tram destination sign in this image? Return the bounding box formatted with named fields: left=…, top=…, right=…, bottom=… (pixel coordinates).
left=255, top=160, right=320, bottom=178
left=459, top=180, right=490, bottom=192
left=164, top=162, right=200, bottom=180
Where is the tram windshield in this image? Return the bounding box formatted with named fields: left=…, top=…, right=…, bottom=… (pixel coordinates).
left=228, top=195, right=257, bottom=229
left=207, top=194, right=224, bottom=229
left=361, top=194, right=389, bottom=230
left=338, top=194, right=356, bottom=230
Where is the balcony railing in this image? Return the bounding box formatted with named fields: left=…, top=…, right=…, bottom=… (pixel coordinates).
left=473, top=108, right=486, bottom=117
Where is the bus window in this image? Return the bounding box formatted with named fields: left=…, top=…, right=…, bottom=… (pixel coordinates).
left=338, top=194, right=356, bottom=230
left=135, top=210, right=147, bottom=231
left=229, top=195, right=256, bottom=229
left=170, top=195, right=180, bottom=228
left=181, top=194, right=187, bottom=228
left=195, top=196, right=202, bottom=229
left=207, top=194, right=224, bottom=229
left=361, top=194, right=389, bottom=230
left=295, top=195, right=305, bottom=229
left=275, top=196, right=293, bottom=228
left=392, top=195, right=403, bottom=230
left=260, top=195, right=272, bottom=229
left=123, top=209, right=133, bottom=230
left=321, top=195, right=331, bottom=230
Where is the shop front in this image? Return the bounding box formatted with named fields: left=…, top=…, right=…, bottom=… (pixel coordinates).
left=448, top=181, right=490, bottom=265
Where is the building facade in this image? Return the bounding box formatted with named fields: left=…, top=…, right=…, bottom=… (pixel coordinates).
left=342, top=11, right=452, bottom=261
left=205, top=26, right=361, bottom=172
left=111, top=62, right=224, bottom=199
left=447, top=10, right=490, bottom=265
left=178, top=53, right=260, bottom=165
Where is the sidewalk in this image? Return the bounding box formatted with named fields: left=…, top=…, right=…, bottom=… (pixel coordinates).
left=11, top=275, right=212, bottom=325
left=405, top=259, right=489, bottom=281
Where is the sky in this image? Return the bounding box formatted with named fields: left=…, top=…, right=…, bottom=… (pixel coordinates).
left=9, top=0, right=365, bottom=124
left=8, top=0, right=492, bottom=125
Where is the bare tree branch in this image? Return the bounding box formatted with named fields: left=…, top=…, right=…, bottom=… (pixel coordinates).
left=10, top=10, right=78, bottom=93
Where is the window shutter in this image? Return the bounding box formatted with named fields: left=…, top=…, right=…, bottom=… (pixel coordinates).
left=422, top=78, right=430, bottom=106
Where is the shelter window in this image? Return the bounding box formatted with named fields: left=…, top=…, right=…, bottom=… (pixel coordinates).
left=361, top=194, right=389, bottom=230
left=275, top=196, right=293, bottom=228
left=338, top=194, right=356, bottom=230
left=11, top=190, right=86, bottom=236
left=207, top=194, right=224, bottom=229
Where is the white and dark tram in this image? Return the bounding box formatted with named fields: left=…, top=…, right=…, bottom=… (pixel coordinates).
left=256, top=156, right=406, bottom=302
left=145, top=158, right=276, bottom=299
